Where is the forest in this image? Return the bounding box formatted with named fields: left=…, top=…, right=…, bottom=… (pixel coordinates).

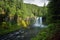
left=0, top=0, right=47, bottom=35
left=0, top=0, right=60, bottom=40
left=31, top=0, right=60, bottom=40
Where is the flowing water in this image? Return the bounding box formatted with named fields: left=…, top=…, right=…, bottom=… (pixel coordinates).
left=33, top=17, right=44, bottom=27
left=0, top=17, right=46, bottom=40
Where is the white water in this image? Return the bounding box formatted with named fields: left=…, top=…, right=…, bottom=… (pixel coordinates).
left=33, top=17, right=44, bottom=27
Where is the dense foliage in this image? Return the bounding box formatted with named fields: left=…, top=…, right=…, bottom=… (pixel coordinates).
left=31, top=0, right=60, bottom=40
left=0, top=0, right=47, bottom=35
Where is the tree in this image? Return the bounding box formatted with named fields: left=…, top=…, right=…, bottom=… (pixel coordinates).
left=31, top=0, right=60, bottom=40
left=47, top=0, right=60, bottom=40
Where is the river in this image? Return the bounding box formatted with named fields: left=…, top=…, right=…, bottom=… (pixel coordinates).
left=0, top=17, right=46, bottom=40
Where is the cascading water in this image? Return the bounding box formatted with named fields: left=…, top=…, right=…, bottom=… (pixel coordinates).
left=33, top=17, right=40, bottom=26
left=40, top=17, right=42, bottom=25
left=33, top=17, right=44, bottom=27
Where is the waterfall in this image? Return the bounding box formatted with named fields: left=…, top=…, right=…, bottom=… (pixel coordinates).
left=40, top=17, right=44, bottom=27
left=40, top=17, right=42, bottom=26
left=36, top=17, right=39, bottom=24
left=34, top=17, right=40, bottom=26
left=33, top=17, right=44, bottom=27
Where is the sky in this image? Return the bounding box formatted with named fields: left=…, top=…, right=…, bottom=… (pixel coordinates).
left=23, top=0, right=49, bottom=6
